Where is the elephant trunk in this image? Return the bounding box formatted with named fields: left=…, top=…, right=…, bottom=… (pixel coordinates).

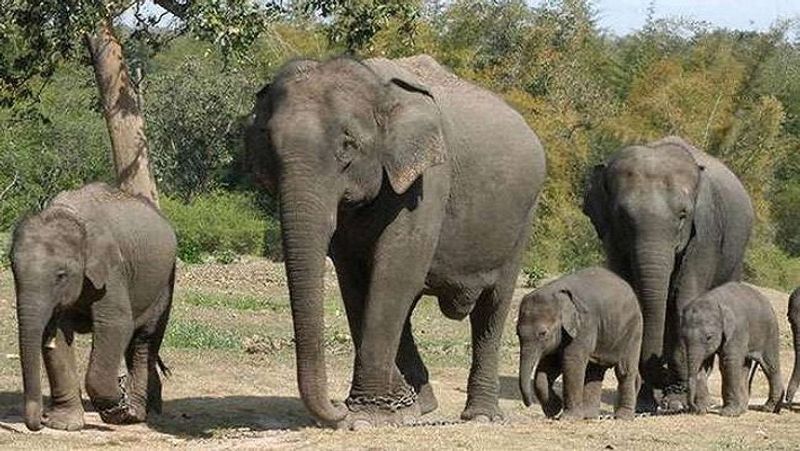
left=633, top=240, right=675, bottom=387
left=17, top=295, right=54, bottom=431
left=685, top=346, right=704, bottom=411
left=518, top=343, right=540, bottom=407
left=787, top=322, right=800, bottom=404
left=279, top=185, right=346, bottom=424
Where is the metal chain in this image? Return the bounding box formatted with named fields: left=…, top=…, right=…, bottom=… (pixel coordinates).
left=345, top=387, right=417, bottom=412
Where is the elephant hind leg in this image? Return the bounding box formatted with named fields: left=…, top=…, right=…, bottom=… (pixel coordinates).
left=126, top=284, right=173, bottom=419
left=396, top=303, right=437, bottom=415
left=759, top=347, right=785, bottom=413
left=461, top=284, right=513, bottom=422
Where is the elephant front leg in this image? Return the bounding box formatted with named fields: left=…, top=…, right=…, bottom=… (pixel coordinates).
left=690, top=357, right=713, bottom=415
left=460, top=287, right=512, bottom=423
left=582, top=364, right=606, bottom=419
left=344, top=296, right=421, bottom=429
left=86, top=295, right=138, bottom=425
left=42, top=327, right=84, bottom=431
left=560, top=346, right=589, bottom=421
left=534, top=355, right=563, bottom=418
left=718, top=354, right=747, bottom=417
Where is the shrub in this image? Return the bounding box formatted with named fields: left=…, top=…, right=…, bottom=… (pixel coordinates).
left=161, top=191, right=279, bottom=263
left=745, top=238, right=800, bottom=292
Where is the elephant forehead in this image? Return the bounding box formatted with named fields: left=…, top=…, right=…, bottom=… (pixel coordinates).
left=519, top=296, right=558, bottom=319
left=611, top=153, right=696, bottom=180
left=683, top=303, right=716, bottom=324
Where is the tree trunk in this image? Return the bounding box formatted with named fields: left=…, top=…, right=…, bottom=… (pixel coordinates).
left=85, top=18, right=159, bottom=206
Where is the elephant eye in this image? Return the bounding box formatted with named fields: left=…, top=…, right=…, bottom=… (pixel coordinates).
left=336, top=129, right=359, bottom=169
left=55, top=270, right=67, bottom=282
left=536, top=330, right=547, bottom=339
left=705, top=333, right=714, bottom=342
left=677, top=210, right=688, bottom=229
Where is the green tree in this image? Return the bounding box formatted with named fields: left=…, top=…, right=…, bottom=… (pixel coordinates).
left=1, top=0, right=276, bottom=205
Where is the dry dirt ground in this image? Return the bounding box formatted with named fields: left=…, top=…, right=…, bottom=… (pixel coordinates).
left=1, top=257, right=800, bottom=449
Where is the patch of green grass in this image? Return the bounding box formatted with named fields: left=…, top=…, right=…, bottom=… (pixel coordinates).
left=180, top=290, right=286, bottom=312
left=164, top=320, right=241, bottom=350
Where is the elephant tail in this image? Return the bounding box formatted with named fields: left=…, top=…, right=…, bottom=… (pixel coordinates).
left=747, top=360, right=757, bottom=395
left=157, top=356, right=172, bottom=379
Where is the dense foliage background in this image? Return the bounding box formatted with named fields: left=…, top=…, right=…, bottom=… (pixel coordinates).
left=1, top=0, right=798, bottom=289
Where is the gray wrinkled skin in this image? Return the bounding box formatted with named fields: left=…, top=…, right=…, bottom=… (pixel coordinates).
left=11, top=183, right=177, bottom=431
left=517, top=267, right=642, bottom=421
left=583, top=136, right=753, bottom=412
left=680, top=282, right=783, bottom=417
left=246, top=55, right=546, bottom=428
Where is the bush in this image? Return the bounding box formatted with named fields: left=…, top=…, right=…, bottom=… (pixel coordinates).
left=745, top=238, right=800, bottom=292
left=161, top=191, right=279, bottom=263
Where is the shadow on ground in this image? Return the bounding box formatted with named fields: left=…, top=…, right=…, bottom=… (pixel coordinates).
left=0, top=391, right=315, bottom=438
left=149, top=396, right=315, bottom=437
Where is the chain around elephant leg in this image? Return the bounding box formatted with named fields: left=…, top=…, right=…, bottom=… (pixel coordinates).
left=95, top=375, right=144, bottom=425
left=335, top=384, right=421, bottom=430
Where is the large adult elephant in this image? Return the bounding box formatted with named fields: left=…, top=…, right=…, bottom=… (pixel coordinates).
left=582, top=136, right=753, bottom=411
left=246, top=55, right=546, bottom=428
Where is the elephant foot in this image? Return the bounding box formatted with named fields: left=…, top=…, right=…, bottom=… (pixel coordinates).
left=558, top=408, right=584, bottom=422
left=541, top=396, right=564, bottom=418
left=614, top=407, right=634, bottom=421
left=95, top=394, right=145, bottom=425
left=339, top=386, right=422, bottom=429
left=43, top=400, right=85, bottom=431
left=460, top=403, right=504, bottom=423
left=635, top=388, right=658, bottom=414
left=418, top=383, right=438, bottom=415
left=660, top=383, right=688, bottom=412
left=335, top=403, right=422, bottom=430
left=762, top=399, right=782, bottom=414
left=689, top=403, right=708, bottom=415
left=582, top=405, right=601, bottom=420
left=718, top=405, right=745, bottom=417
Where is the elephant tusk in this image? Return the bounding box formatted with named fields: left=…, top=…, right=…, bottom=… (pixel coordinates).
left=43, top=337, right=56, bottom=349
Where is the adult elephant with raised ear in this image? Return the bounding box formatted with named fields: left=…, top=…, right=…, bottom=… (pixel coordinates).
left=582, top=136, right=753, bottom=413
left=246, top=55, right=546, bottom=429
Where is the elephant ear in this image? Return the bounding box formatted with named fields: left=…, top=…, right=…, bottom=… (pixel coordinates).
left=556, top=289, right=582, bottom=338
left=380, top=76, right=447, bottom=194
left=583, top=163, right=609, bottom=240
left=719, top=302, right=736, bottom=341
left=83, top=222, right=123, bottom=290
left=690, top=165, right=717, bottom=242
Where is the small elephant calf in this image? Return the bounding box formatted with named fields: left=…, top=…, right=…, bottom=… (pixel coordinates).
left=517, top=267, right=642, bottom=420
left=11, top=183, right=177, bottom=431
left=680, top=282, right=783, bottom=417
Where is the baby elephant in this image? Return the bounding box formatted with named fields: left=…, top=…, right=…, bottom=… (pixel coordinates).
left=517, top=267, right=642, bottom=420
left=11, top=183, right=177, bottom=431
left=680, top=282, right=783, bottom=417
